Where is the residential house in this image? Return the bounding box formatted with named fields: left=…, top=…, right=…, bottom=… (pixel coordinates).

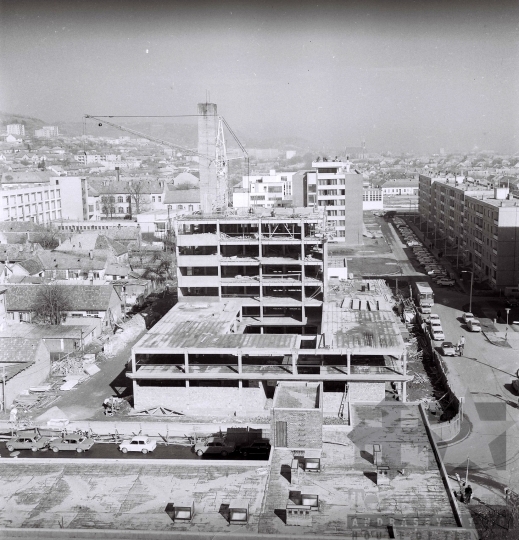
left=54, top=232, right=129, bottom=263
left=0, top=324, right=97, bottom=359
left=0, top=337, right=51, bottom=408
left=5, top=283, right=122, bottom=329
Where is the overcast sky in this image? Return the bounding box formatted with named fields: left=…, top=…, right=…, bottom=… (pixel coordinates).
left=1, top=0, right=518, bottom=154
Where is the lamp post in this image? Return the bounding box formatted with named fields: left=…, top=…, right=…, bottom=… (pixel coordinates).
left=505, top=307, right=511, bottom=344
left=462, top=270, right=474, bottom=314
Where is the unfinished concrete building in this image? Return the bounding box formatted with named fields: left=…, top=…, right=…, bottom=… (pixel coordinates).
left=129, top=207, right=411, bottom=416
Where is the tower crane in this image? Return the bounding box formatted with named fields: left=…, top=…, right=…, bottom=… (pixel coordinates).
left=83, top=114, right=248, bottom=212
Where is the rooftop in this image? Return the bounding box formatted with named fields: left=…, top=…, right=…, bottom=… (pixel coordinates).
left=134, top=299, right=300, bottom=352
left=273, top=382, right=321, bottom=409
left=178, top=206, right=326, bottom=222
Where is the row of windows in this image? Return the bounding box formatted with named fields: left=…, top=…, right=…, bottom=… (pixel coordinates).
left=2, top=190, right=60, bottom=207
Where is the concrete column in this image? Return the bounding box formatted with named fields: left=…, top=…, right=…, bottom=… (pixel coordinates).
left=237, top=350, right=242, bottom=374
left=347, top=350, right=351, bottom=375
left=131, top=350, right=136, bottom=373
left=402, top=381, right=407, bottom=402
left=185, top=380, right=189, bottom=388
left=238, top=379, right=242, bottom=389
left=292, top=349, right=298, bottom=375
left=402, top=350, right=407, bottom=376
left=184, top=350, right=189, bottom=374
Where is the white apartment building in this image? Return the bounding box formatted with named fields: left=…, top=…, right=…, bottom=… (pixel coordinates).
left=0, top=173, right=87, bottom=224
left=233, top=170, right=296, bottom=208
left=7, top=124, right=25, bottom=137
left=419, top=174, right=519, bottom=289
left=34, top=126, right=59, bottom=138
left=1, top=178, right=62, bottom=224
left=311, top=160, right=364, bottom=244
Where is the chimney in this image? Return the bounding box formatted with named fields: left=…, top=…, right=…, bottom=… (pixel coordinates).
left=89, top=250, right=93, bottom=259
left=115, top=166, right=120, bottom=181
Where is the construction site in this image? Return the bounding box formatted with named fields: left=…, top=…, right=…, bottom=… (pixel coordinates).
left=0, top=103, right=477, bottom=539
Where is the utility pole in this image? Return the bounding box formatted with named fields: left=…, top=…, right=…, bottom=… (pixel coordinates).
left=2, top=366, right=6, bottom=413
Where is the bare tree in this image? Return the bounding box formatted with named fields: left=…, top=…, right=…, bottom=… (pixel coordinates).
left=128, top=181, right=150, bottom=214
left=101, top=194, right=115, bottom=218
left=35, top=225, right=60, bottom=250
left=32, top=284, right=71, bottom=325
left=142, top=252, right=174, bottom=287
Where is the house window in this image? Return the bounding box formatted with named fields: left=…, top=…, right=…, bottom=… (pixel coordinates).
left=177, top=205, right=183, bottom=210
left=118, top=196, right=123, bottom=203
left=158, top=196, right=161, bottom=202
left=118, top=207, right=124, bottom=213
left=188, top=205, right=193, bottom=211
left=152, top=196, right=156, bottom=202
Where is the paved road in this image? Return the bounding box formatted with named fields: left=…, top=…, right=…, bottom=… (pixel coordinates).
left=383, top=221, right=423, bottom=276
left=411, top=270, right=519, bottom=498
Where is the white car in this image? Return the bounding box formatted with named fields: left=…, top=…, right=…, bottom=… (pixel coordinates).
left=437, top=278, right=456, bottom=286
left=462, top=312, right=474, bottom=324
left=431, top=328, right=445, bottom=341
left=468, top=319, right=481, bottom=332
left=430, top=314, right=441, bottom=323
left=119, top=436, right=157, bottom=454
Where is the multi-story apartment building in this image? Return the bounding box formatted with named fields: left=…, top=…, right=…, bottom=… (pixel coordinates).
left=129, top=206, right=410, bottom=415
left=419, top=174, right=519, bottom=289
left=0, top=172, right=87, bottom=224
left=34, top=126, right=59, bottom=138
left=7, top=124, right=25, bottom=137
left=232, top=170, right=297, bottom=208
left=311, top=160, right=363, bottom=244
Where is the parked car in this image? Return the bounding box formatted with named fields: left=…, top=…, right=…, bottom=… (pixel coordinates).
left=431, top=328, right=445, bottom=341
left=437, top=278, right=456, bottom=286
left=6, top=433, right=53, bottom=452
left=119, top=436, right=157, bottom=454
left=194, top=436, right=236, bottom=457
left=429, top=314, right=441, bottom=323
left=468, top=319, right=481, bottom=332
left=239, top=439, right=271, bottom=458
left=441, top=342, right=456, bottom=356
left=462, top=312, right=474, bottom=324
left=50, top=434, right=95, bottom=453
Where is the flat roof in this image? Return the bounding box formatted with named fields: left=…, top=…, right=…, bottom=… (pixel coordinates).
left=134, top=300, right=300, bottom=353
left=274, top=382, right=320, bottom=409
left=177, top=206, right=325, bottom=221
left=259, top=403, right=468, bottom=536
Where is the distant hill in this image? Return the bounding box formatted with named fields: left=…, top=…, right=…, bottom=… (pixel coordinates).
left=0, top=112, right=47, bottom=134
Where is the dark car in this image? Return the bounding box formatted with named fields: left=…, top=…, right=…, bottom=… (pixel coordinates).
left=239, top=440, right=271, bottom=458
left=50, top=434, right=95, bottom=453
left=6, top=433, right=53, bottom=452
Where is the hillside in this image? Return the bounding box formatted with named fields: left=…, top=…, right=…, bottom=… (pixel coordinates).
left=0, top=111, right=47, bottom=134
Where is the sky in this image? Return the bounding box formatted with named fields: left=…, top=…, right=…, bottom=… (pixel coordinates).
left=1, top=0, right=518, bottom=154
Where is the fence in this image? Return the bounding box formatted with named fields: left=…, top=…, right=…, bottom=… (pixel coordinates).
left=419, top=325, right=463, bottom=443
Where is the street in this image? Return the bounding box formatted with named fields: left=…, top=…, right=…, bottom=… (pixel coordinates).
left=386, top=216, right=519, bottom=499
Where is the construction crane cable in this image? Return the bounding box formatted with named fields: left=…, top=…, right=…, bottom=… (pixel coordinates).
left=83, top=114, right=210, bottom=161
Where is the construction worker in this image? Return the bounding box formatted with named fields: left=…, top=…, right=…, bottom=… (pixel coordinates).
left=459, top=335, right=465, bottom=355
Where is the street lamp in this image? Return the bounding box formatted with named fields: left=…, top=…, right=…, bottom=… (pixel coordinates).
left=461, top=270, right=474, bottom=314
left=505, top=307, right=511, bottom=344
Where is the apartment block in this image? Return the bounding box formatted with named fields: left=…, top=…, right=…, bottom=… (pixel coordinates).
left=312, top=160, right=364, bottom=244
left=419, top=174, right=519, bottom=289
left=34, top=126, right=59, bottom=138
left=233, top=170, right=297, bottom=208
left=7, top=124, right=25, bottom=137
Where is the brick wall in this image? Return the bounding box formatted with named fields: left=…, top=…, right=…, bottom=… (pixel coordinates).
left=348, top=382, right=385, bottom=403
left=271, top=408, right=322, bottom=449
left=134, top=385, right=267, bottom=415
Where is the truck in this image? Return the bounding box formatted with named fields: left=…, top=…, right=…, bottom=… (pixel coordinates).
left=413, top=282, right=434, bottom=314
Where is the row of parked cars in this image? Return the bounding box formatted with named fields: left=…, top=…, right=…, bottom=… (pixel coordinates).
left=393, top=219, right=456, bottom=286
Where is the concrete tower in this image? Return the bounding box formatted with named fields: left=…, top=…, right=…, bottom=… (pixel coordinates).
left=198, top=102, right=219, bottom=213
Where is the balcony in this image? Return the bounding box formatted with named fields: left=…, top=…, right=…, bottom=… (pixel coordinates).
left=178, top=275, right=220, bottom=288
